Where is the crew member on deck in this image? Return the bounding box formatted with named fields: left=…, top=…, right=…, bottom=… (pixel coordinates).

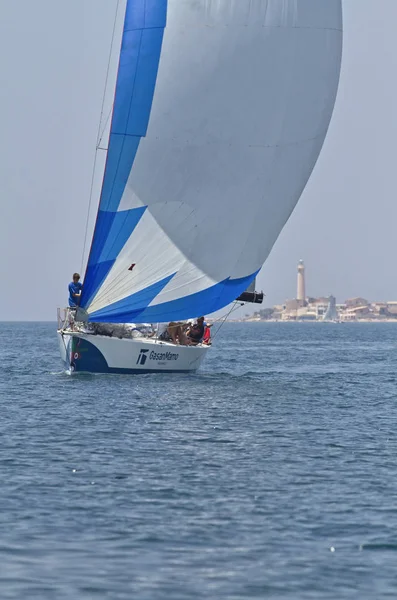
left=203, top=324, right=212, bottom=345
left=68, top=273, right=82, bottom=307
left=187, top=316, right=207, bottom=344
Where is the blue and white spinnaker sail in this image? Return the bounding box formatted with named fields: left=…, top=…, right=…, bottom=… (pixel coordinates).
left=80, top=0, right=343, bottom=324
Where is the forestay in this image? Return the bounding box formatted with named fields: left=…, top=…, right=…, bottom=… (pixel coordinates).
left=79, top=0, right=343, bottom=324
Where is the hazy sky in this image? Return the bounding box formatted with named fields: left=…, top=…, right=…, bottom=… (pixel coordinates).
left=0, top=0, right=396, bottom=320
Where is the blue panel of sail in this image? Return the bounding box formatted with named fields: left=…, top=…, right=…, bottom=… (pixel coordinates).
left=89, top=207, right=146, bottom=266
left=80, top=206, right=146, bottom=308
left=81, top=260, right=115, bottom=313
left=88, top=274, right=176, bottom=322
left=87, top=271, right=258, bottom=323
left=99, top=135, right=141, bottom=213
left=81, top=0, right=167, bottom=306
left=112, top=28, right=165, bottom=139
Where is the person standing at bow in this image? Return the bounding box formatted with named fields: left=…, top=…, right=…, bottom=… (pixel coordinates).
left=68, top=273, right=82, bottom=307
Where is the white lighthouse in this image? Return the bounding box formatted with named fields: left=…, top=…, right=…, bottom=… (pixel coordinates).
left=297, top=260, right=306, bottom=306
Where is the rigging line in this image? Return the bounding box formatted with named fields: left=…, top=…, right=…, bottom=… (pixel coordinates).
left=210, top=302, right=244, bottom=327
left=212, top=302, right=244, bottom=340
left=97, top=110, right=112, bottom=149
left=96, top=0, right=122, bottom=148
left=80, top=0, right=122, bottom=274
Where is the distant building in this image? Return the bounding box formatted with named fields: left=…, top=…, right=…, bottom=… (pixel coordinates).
left=285, top=299, right=300, bottom=312
left=340, top=310, right=357, bottom=322
left=311, top=297, right=330, bottom=305
left=349, top=305, right=369, bottom=316
left=315, top=303, right=328, bottom=319
left=345, top=297, right=369, bottom=308
left=372, top=302, right=387, bottom=316
left=386, top=302, right=397, bottom=316
left=297, top=308, right=317, bottom=321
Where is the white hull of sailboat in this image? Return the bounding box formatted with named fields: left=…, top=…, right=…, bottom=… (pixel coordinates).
left=57, top=331, right=209, bottom=375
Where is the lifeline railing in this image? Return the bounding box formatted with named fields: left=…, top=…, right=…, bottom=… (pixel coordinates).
left=57, top=307, right=76, bottom=332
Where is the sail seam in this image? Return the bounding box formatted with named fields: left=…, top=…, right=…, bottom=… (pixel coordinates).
left=124, top=25, right=166, bottom=33
left=112, top=132, right=142, bottom=138
left=119, top=130, right=329, bottom=149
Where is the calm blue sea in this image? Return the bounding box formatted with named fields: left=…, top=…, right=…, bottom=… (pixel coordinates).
left=1, top=321, right=397, bottom=599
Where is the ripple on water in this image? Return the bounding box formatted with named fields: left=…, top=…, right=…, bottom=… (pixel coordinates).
left=0, top=322, right=397, bottom=599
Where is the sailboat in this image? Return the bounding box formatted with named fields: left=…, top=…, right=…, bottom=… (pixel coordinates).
left=323, top=295, right=339, bottom=322
left=58, top=0, right=343, bottom=374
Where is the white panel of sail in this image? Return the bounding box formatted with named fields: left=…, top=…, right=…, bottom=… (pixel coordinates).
left=80, top=0, right=343, bottom=323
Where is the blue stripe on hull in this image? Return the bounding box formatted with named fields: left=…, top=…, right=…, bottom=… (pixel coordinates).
left=72, top=367, right=194, bottom=375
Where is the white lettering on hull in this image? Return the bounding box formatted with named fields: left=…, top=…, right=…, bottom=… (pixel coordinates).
left=136, top=348, right=180, bottom=366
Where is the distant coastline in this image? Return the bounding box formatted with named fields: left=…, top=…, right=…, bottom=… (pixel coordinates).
left=259, top=261, right=397, bottom=323
left=237, top=317, right=397, bottom=323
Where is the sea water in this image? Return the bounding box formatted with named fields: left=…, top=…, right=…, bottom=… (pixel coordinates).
left=0, top=321, right=397, bottom=599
